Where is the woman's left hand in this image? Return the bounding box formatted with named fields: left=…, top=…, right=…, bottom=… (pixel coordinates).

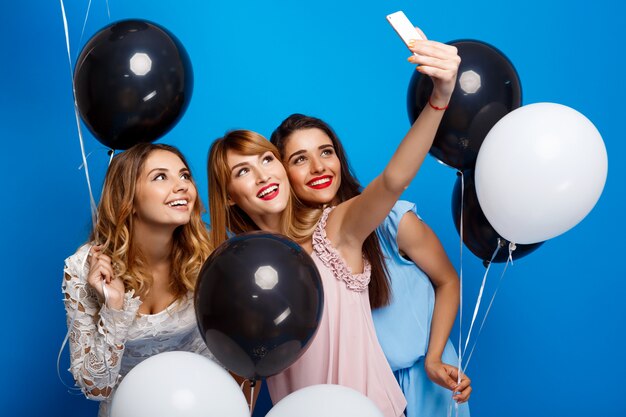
left=425, top=358, right=472, bottom=403
left=407, top=30, right=461, bottom=108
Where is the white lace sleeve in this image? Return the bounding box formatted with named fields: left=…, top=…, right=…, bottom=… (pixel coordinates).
left=62, top=245, right=142, bottom=400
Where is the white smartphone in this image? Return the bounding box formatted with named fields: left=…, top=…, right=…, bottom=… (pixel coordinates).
left=386, top=11, right=423, bottom=51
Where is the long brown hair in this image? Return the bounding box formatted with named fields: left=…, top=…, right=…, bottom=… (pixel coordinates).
left=271, top=114, right=392, bottom=308
left=207, top=130, right=316, bottom=248
left=91, top=143, right=213, bottom=300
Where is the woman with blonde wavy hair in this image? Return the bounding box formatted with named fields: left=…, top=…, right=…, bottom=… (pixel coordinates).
left=62, top=143, right=214, bottom=417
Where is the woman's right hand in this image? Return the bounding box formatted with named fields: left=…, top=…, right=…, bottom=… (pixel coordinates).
left=425, top=359, right=472, bottom=404
left=87, top=245, right=125, bottom=310
left=407, top=29, right=461, bottom=108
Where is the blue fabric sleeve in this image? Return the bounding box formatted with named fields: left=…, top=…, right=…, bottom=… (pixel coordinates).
left=378, top=200, right=420, bottom=265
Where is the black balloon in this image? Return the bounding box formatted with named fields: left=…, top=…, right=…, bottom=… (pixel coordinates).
left=74, top=20, right=193, bottom=150
left=195, top=232, right=324, bottom=380
left=408, top=40, right=522, bottom=170
left=452, top=170, right=543, bottom=264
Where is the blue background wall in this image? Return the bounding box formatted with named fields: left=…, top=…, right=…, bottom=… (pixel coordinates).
left=1, top=0, right=624, bottom=416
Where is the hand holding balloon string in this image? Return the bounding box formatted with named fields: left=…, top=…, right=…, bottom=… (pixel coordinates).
left=425, top=359, right=472, bottom=404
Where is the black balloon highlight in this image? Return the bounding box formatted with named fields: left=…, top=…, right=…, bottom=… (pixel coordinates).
left=408, top=40, right=522, bottom=170
left=195, top=232, right=324, bottom=380
left=452, top=170, right=543, bottom=264
left=74, top=20, right=193, bottom=150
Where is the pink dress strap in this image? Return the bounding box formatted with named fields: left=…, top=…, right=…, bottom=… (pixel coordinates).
left=312, top=206, right=371, bottom=292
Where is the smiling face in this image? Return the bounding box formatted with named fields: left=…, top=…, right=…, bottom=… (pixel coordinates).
left=133, top=149, right=197, bottom=230
left=282, top=128, right=342, bottom=206
left=225, top=149, right=290, bottom=230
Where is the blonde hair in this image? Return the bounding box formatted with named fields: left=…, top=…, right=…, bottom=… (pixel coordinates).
left=207, top=130, right=317, bottom=247
left=91, top=143, right=213, bottom=301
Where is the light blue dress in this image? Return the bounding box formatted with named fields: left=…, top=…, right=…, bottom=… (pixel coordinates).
left=373, top=200, right=470, bottom=417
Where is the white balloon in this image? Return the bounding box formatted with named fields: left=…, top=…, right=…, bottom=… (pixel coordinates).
left=266, top=384, right=383, bottom=417
left=475, top=102, right=608, bottom=244
left=111, top=351, right=249, bottom=417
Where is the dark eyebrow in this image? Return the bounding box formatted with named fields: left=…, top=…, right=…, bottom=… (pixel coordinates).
left=287, top=144, right=334, bottom=162
left=286, top=149, right=306, bottom=162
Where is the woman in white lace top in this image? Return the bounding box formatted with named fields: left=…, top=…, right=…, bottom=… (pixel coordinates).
left=62, top=143, right=214, bottom=416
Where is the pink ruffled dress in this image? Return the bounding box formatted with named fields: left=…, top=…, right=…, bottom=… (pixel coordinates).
left=267, top=207, right=407, bottom=417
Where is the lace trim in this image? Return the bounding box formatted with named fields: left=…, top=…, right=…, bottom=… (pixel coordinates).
left=312, top=206, right=371, bottom=292
left=62, top=245, right=142, bottom=399
left=62, top=245, right=216, bottom=403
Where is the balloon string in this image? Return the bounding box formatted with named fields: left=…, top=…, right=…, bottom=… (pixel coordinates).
left=239, top=379, right=255, bottom=415
left=462, top=244, right=515, bottom=373
left=59, top=0, right=98, bottom=229
left=462, top=240, right=501, bottom=355
left=98, top=247, right=116, bottom=389
left=453, top=170, right=464, bottom=417
left=77, top=0, right=113, bottom=58
left=508, top=242, right=516, bottom=265
left=86, top=249, right=115, bottom=389
left=78, top=0, right=93, bottom=50
left=447, top=394, right=460, bottom=417
left=457, top=171, right=464, bottom=385
left=101, top=279, right=109, bottom=306
left=56, top=250, right=92, bottom=394
left=59, top=0, right=72, bottom=68
left=249, top=383, right=255, bottom=415
left=56, top=302, right=82, bottom=394
left=77, top=150, right=94, bottom=170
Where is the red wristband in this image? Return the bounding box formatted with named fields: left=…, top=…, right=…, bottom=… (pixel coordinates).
left=428, top=97, right=449, bottom=111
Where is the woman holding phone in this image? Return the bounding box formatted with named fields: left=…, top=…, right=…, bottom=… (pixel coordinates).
left=207, top=33, right=461, bottom=417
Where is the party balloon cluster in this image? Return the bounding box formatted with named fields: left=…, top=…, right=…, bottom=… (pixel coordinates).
left=408, top=40, right=608, bottom=264
left=68, top=18, right=608, bottom=415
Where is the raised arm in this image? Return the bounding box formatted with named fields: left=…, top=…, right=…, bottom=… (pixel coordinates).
left=329, top=36, right=460, bottom=249
left=396, top=213, right=471, bottom=403
left=62, top=245, right=141, bottom=399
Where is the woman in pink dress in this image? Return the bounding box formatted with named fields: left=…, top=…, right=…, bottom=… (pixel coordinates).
left=206, top=35, right=460, bottom=417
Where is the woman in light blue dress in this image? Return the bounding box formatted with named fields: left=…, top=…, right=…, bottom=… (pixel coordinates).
left=375, top=200, right=470, bottom=417
left=271, top=114, right=472, bottom=417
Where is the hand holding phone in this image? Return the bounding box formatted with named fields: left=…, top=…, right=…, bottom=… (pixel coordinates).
left=386, top=11, right=423, bottom=51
